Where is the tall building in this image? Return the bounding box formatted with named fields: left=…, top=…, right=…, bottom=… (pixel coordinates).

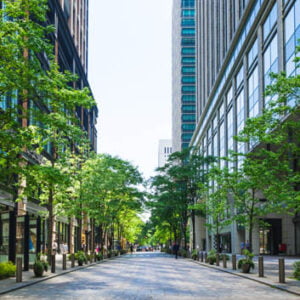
left=158, top=139, right=173, bottom=167
left=190, top=0, right=300, bottom=255
left=172, top=0, right=196, bottom=152
left=0, top=0, right=97, bottom=266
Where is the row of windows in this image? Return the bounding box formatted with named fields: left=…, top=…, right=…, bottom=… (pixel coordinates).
left=182, top=66, right=195, bottom=74
left=182, top=95, right=196, bottom=102
left=181, top=38, right=195, bottom=46
left=182, top=28, right=196, bottom=36
left=181, top=19, right=195, bottom=27
left=182, top=85, right=196, bottom=94
left=181, top=0, right=195, bottom=8
left=182, top=76, right=195, bottom=84
left=182, top=57, right=195, bottom=65
left=182, top=123, right=195, bottom=132
left=182, top=9, right=195, bottom=17
left=182, top=105, right=196, bottom=112
left=181, top=47, right=195, bottom=55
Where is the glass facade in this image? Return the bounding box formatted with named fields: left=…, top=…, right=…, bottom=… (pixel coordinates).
left=179, top=0, right=196, bottom=149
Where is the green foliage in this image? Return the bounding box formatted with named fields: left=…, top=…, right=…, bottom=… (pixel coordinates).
left=149, top=147, right=214, bottom=249
left=0, top=261, right=16, bottom=279
left=293, top=261, right=300, bottom=280
left=179, top=248, right=187, bottom=257
left=207, top=249, right=217, bottom=265
left=238, top=249, right=255, bottom=270
left=191, top=249, right=198, bottom=259
left=74, top=251, right=87, bottom=264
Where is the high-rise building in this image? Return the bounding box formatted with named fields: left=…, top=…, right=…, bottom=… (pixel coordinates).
left=190, top=0, right=300, bottom=255
left=158, top=139, right=173, bottom=168
left=172, top=0, right=196, bottom=152
left=0, top=0, right=98, bottom=265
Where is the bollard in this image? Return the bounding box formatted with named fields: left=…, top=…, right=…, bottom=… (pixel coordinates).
left=223, top=255, right=227, bottom=268
left=71, top=253, right=75, bottom=268
left=204, top=252, right=208, bottom=263
left=200, top=251, right=204, bottom=262
left=279, top=258, right=285, bottom=283
left=258, top=256, right=264, bottom=277
left=62, top=254, right=67, bottom=270
left=216, top=253, right=220, bottom=266
left=51, top=255, right=56, bottom=273
left=232, top=254, right=237, bottom=270
left=16, top=257, right=22, bottom=283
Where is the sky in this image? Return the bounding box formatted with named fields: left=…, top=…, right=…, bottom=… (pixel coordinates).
left=88, top=0, right=173, bottom=180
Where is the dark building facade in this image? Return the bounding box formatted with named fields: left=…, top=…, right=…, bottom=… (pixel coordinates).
left=0, top=0, right=98, bottom=267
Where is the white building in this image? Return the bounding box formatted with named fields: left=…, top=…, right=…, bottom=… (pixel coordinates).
left=158, top=140, right=173, bottom=168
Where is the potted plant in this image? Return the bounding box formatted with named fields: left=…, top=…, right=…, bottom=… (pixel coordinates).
left=75, top=251, right=86, bottom=266
left=33, top=253, right=48, bottom=277
left=238, top=249, right=255, bottom=273
left=207, top=249, right=217, bottom=265
left=191, top=249, right=198, bottom=260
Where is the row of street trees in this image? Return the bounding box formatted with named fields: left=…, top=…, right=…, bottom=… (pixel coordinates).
left=0, top=0, right=145, bottom=262
left=148, top=47, right=300, bottom=252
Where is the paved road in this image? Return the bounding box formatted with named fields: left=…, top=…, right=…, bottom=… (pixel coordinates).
left=2, top=252, right=298, bottom=299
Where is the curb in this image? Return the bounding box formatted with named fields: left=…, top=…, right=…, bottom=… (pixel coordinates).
left=189, top=258, right=300, bottom=297
left=0, top=257, right=117, bottom=296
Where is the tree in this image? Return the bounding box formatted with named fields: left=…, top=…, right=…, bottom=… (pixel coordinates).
left=0, top=0, right=95, bottom=261
left=80, top=154, right=144, bottom=251
left=150, top=148, right=214, bottom=249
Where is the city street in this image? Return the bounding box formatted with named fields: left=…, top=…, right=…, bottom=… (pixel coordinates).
left=2, top=252, right=298, bottom=300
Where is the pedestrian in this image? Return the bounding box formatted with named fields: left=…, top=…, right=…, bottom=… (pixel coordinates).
left=245, top=240, right=250, bottom=251
left=172, top=243, right=179, bottom=259
left=240, top=241, right=245, bottom=253
left=130, top=244, right=133, bottom=254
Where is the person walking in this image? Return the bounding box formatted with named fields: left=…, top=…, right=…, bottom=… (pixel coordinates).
left=130, top=244, right=133, bottom=254
left=173, top=243, right=179, bottom=259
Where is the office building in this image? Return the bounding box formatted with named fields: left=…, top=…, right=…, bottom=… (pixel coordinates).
left=172, top=0, right=197, bottom=152
left=0, top=0, right=98, bottom=266
left=158, top=139, right=173, bottom=167
left=190, top=0, right=300, bottom=255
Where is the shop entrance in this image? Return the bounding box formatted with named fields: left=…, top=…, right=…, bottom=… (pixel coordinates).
left=259, top=219, right=282, bottom=255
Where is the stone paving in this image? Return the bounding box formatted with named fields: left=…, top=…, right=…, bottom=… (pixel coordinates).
left=1, top=252, right=299, bottom=299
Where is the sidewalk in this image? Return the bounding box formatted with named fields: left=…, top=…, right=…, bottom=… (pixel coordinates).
left=191, top=255, right=300, bottom=296
left=0, top=254, right=114, bottom=296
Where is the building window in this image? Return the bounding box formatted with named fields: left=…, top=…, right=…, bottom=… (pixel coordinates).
left=181, top=0, right=195, bottom=8
left=284, top=0, right=300, bottom=77
left=182, top=95, right=196, bottom=102
left=182, top=66, right=196, bottom=74
left=181, top=38, right=195, bottom=46
left=182, top=123, right=195, bottom=131
left=181, top=47, right=195, bottom=55
left=182, top=76, right=196, bottom=83
left=248, top=65, right=259, bottom=118
left=219, top=101, right=224, bottom=120
left=182, top=85, right=196, bottom=93
left=181, top=19, right=195, bottom=27
left=226, top=87, right=233, bottom=106
left=236, top=89, right=245, bottom=134
left=182, top=114, right=196, bottom=122
left=213, top=132, right=218, bottom=157
left=182, top=133, right=193, bottom=141
left=182, top=105, right=196, bottom=112
left=236, top=65, right=244, bottom=89
left=182, top=9, right=195, bottom=17
left=227, top=106, right=234, bottom=166
left=264, top=34, right=278, bottom=106
left=182, top=57, right=195, bottom=64
left=219, top=121, right=225, bottom=167
left=263, top=3, right=277, bottom=41
left=181, top=28, right=196, bottom=36
left=248, top=39, right=258, bottom=69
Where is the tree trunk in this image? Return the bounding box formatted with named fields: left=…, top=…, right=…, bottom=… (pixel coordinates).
left=192, top=209, right=196, bottom=250
left=47, top=187, right=54, bottom=264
